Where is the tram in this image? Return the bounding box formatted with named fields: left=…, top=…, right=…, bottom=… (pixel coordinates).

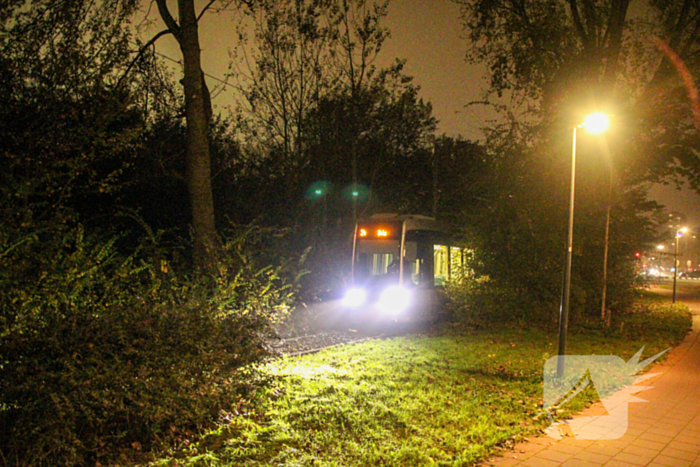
left=342, top=213, right=465, bottom=322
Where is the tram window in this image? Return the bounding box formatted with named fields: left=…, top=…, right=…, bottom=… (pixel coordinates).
left=402, top=241, right=420, bottom=285
left=354, top=253, right=394, bottom=277
left=401, top=258, right=420, bottom=285
left=370, top=253, right=394, bottom=276
left=434, top=244, right=449, bottom=286
left=356, top=239, right=399, bottom=278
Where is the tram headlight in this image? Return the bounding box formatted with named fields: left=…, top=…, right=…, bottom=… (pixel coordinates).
left=343, top=287, right=366, bottom=308
left=378, top=286, right=411, bottom=314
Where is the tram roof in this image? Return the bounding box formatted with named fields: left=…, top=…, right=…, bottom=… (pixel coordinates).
left=362, top=213, right=447, bottom=233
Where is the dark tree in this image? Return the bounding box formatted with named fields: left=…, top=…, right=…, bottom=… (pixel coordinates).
left=155, top=0, right=220, bottom=269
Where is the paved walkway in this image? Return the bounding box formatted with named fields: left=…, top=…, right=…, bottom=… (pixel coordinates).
left=481, top=298, right=700, bottom=467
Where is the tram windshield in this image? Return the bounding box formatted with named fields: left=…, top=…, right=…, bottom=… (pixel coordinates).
left=354, top=239, right=422, bottom=286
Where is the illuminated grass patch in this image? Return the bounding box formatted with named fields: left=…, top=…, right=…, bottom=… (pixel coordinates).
left=152, top=302, right=690, bottom=466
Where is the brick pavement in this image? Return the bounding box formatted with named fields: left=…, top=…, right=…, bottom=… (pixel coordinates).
left=479, top=304, right=700, bottom=467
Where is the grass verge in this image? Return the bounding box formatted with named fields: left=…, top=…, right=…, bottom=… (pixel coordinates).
left=149, top=296, right=692, bottom=467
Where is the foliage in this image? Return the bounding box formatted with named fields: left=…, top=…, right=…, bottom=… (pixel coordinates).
left=149, top=294, right=690, bottom=466
left=608, top=291, right=693, bottom=341
left=0, top=0, right=183, bottom=235
left=431, top=136, right=491, bottom=228
left=1, top=85, right=145, bottom=229
left=1, top=0, right=140, bottom=91
left=0, top=222, right=302, bottom=467
left=445, top=276, right=543, bottom=325
left=304, top=62, right=438, bottom=217
left=456, top=0, right=700, bottom=134
left=0, top=6, right=308, bottom=457
left=457, top=0, right=575, bottom=109
left=231, top=0, right=391, bottom=161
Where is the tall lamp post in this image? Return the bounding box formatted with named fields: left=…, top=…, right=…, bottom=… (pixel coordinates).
left=600, top=167, right=613, bottom=325
left=557, top=112, right=610, bottom=377
left=673, top=227, right=687, bottom=303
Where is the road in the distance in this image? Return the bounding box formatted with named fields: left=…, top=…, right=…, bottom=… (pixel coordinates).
left=648, top=280, right=700, bottom=311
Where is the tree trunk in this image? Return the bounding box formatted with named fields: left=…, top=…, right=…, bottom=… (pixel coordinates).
left=179, top=0, right=218, bottom=269
left=156, top=0, right=218, bottom=270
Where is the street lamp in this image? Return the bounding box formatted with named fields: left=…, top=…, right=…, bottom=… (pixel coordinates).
left=673, top=227, right=687, bottom=303
left=600, top=132, right=615, bottom=325
left=557, top=112, right=610, bottom=377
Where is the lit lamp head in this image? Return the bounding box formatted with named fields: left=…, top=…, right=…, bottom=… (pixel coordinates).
left=581, top=112, right=610, bottom=134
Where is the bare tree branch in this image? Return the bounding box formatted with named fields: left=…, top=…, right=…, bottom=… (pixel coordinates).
left=566, top=0, right=589, bottom=47
left=116, top=29, right=172, bottom=89
left=156, top=0, right=181, bottom=42
left=197, top=0, right=217, bottom=21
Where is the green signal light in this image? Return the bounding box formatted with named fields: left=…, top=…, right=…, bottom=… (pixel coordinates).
left=306, top=180, right=331, bottom=200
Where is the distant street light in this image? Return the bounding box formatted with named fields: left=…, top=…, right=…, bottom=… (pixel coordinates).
left=673, top=227, right=688, bottom=303
left=557, top=113, right=610, bottom=377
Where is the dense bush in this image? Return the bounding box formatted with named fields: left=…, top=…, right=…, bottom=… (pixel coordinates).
left=0, top=222, right=300, bottom=466
left=607, top=294, right=693, bottom=342
left=445, top=275, right=560, bottom=326
left=446, top=276, right=692, bottom=346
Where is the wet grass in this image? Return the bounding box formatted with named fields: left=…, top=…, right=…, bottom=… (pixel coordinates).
left=150, top=298, right=691, bottom=467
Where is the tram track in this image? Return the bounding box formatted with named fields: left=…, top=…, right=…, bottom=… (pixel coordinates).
left=269, top=329, right=383, bottom=357
left=269, top=321, right=436, bottom=357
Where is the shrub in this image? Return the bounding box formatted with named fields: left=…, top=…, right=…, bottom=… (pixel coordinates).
left=445, top=275, right=558, bottom=326
left=0, top=224, right=300, bottom=466
left=608, top=295, right=692, bottom=344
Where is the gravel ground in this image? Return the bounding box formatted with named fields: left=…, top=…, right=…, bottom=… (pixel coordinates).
left=269, top=329, right=375, bottom=356
left=269, top=314, right=441, bottom=357
left=266, top=298, right=445, bottom=356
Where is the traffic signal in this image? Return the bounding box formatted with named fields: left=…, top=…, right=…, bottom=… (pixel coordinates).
left=306, top=181, right=331, bottom=200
